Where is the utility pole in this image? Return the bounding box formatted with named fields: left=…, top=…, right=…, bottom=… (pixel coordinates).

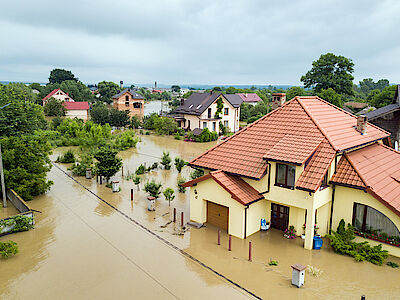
left=0, top=143, right=6, bottom=208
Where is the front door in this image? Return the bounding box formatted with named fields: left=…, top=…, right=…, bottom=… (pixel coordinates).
left=271, top=203, right=289, bottom=231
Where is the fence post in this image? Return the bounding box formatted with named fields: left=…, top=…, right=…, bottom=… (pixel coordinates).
left=100, top=176, right=102, bottom=184
left=122, top=165, right=124, bottom=176
left=248, top=241, right=252, bottom=261
left=131, top=189, right=133, bottom=201
left=228, top=235, right=232, bottom=251
left=218, top=230, right=221, bottom=245
left=173, top=208, right=176, bottom=222
left=181, top=211, right=184, bottom=227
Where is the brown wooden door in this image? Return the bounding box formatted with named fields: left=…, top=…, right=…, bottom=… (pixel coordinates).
left=271, top=203, right=289, bottom=231
left=207, top=201, right=229, bottom=231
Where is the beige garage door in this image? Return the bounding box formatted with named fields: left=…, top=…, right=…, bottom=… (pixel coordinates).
left=207, top=201, right=229, bottom=231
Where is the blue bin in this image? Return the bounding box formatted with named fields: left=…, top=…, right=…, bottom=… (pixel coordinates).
left=313, top=236, right=323, bottom=250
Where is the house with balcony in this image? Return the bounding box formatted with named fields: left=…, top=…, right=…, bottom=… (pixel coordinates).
left=42, top=89, right=89, bottom=120
left=183, top=94, right=400, bottom=257
left=174, top=92, right=242, bottom=133
left=112, top=88, right=145, bottom=118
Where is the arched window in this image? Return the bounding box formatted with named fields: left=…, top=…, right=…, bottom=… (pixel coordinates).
left=353, top=203, right=400, bottom=238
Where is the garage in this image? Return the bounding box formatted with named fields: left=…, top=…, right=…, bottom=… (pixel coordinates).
left=207, top=201, right=229, bottom=231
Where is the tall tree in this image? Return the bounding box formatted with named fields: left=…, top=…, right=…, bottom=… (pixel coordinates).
left=301, top=53, right=354, bottom=95
left=49, top=68, right=77, bottom=84
left=44, top=97, right=66, bottom=116
left=368, top=85, right=397, bottom=108
left=98, top=81, right=119, bottom=104
left=90, top=102, right=109, bottom=125
left=40, top=80, right=94, bottom=102
left=94, top=147, right=122, bottom=182
left=109, top=108, right=130, bottom=127
left=171, top=85, right=181, bottom=93
left=285, top=86, right=309, bottom=100
left=317, top=88, right=343, bottom=108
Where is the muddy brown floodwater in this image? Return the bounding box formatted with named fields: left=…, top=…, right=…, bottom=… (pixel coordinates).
left=1, top=134, right=400, bottom=299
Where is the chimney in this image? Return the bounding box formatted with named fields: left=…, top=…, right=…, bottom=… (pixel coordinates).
left=245, top=93, right=248, bottom=97
left=120, top=81, right=123, bottom=89
left=155, top=81, right=157, bottom=89
left=271, top=93, right=286, bottom=110
left=180, top=98, right=184, bottom=106
left=356, top=115, right=367, bottom=135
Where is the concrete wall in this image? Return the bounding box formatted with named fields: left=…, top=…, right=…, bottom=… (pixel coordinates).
left=246, top=199, right=268, bottom=237
left=332, top=185, right=400, bottom=257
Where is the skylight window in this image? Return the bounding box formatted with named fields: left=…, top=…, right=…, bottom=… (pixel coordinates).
left=196, top=105, right=202, bottom=109
left=189, top=104, right=193, bottom=108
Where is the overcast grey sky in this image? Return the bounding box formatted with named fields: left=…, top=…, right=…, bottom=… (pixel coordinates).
left=0, top=0, right=399, bottom=85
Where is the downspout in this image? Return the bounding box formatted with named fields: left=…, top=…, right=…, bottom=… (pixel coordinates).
left=244, top=206, right=248, bottom=239
left=260, top=162, right=271, bottom=194
left=329, top=184, right=336, bottom=234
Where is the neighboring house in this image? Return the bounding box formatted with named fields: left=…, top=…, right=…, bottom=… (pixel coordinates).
left=236, top=93, right=263, bottom=105
left=344, top=101, right=368, bottom=113
left=42, top=89, right=89, bottom=121
left=63, top=102, right=89, bottom=121
left=174, top=92, right=242, bottom=133
left=365, top=85, right=400, bottom=148
left=112, top=88, right=145, bottom=118
left=183, top=96, right=400, bottom=257
left=42, top=89, right=74, bottom=105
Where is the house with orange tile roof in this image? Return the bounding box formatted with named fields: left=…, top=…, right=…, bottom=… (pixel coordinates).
left=183, top=94, right=400, bottom=256
left=112, top=88, right=145, bottom=118
left=174, top=92, right=242, bottom=133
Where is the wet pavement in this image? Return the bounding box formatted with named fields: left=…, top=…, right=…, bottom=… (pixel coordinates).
left=1, top=134, right=400, bottom=299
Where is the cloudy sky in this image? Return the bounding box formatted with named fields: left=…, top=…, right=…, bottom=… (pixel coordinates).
left=0, top=0, right=399, bottom=86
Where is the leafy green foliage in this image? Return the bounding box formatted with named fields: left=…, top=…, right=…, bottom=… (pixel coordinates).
left=387, top=261, right=399, bottom=268
left=0, top=215, right=34, bottom=233
left=285, top=86, right=310, bottom=100
left=133, top=175, right=141, bottom=185
left=69, top=153, right=93, bottom=176
left=317, top=88, right=343, bottom=107
left=163, top=187, right=175, bottom=206
left=190, top=168, right=204, bottom=180
left=194, top=128, right=218, bottom=142
left=130, top=115, right=142, bottom=129
left=240, top=101, right=268, bottom=123
left=144, top=180, right=162, bottom=198
left=368, top=85, right=397, bottom=108
left=90, top=102, right=110, bottom=125
left=268, top=260, right=279, bottom=266
left=0, top=241, right=18, bottom=259
left=94, top=147, right=122, bottom=182
left=109, top=108, right=130, bottom=127
left=135, top=164, right=146, bottom=175
left=98, top=81, right=119, bottom=104
left=301, top=53, right=355, bottom=96
left=326, top=220, right=389, bottom=265
left=214, top=97, right=224, bottom=119
left=182, top=91, right=194, bottom=99
left=111, top=130, right=139, bottom=150
left=40, top=80, right=94, bottom=102
left=161, top=152, right=172, bottom=169
left=177, top=177, right=186, bottom=193
left=171, top=85, right=181, bottom=93
left=44, top=97, right=66, bottom=116
left=174, top=157, right=187, bottom=173
left=56, top=149, right=76, bottom=163
left=153, top=117, right=178, bottom=135
left=49, top=68, right=77, bottom=84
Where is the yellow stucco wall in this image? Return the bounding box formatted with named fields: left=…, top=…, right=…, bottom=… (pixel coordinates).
left=246, top=199, right=268, bottom=237
left=332, top=186, right=400, bottom=257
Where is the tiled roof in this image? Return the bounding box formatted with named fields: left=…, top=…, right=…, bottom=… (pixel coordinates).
left=236, top=93, right=262, bottom=103
left=182, top=170, right=264, bottom=205
left=263, top=135, right=323, bottom=165
left=298, top=96, right=389, bottom=151
left=334, top=143, right=400, bottom=216
left=175, top=93, right=242, bottom=116
left=296, top=139, right=336, bottom=191
left=112, top=88, right=144, bottom=99
left=365, top=103, right=400, bottom=120
left=63, top=102, right=89, bottom=110
left=330, top=155, right=365, bottom=188
left=43, top=89, right=61, bottom=101
left=344, top=102, right=368, bottom=109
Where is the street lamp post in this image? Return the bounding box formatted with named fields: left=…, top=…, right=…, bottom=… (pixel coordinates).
left=0, top=103, right=11, bottom=208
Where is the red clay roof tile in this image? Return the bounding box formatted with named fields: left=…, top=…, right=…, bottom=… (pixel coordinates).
left=330, top=155, right=365, bottom=188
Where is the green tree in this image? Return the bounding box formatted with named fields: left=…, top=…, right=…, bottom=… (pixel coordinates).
left=90, top=102, right=110, bottom=125
left=177, top=177, right=186, bottom=193
left=94, top=147, right=122, bottom=182
left=285, top=86, right=309, bottom=100
left=161, top=152, right=172, bottom=169
left=174, top=157, right=187, bottom=173
left=369, top=85, right=397, bottom=108
left=359, top=78, right=390, bottom=96
left=214, top=98, right=224, bottom=119
left=225, top=86, right=237, bottom=94
left=144, top=180, right=162, bottom=198
left=44, top=97, right=66, bottom=116
left=2, top=135, right=53, bottom=201
left=212, top=86, right=222, bottom=92
left=163, top=187, right=175, bottom=206
left=161, top=91, right=172, bottom=101
left=130, top=115, right=142, bottom=129
left=153, top=117, right=178, bottom=135
left=49, top=68, right=77, bottom=84
left=40, top=80, right=94, bottom=102
left=29, top=83, right=42, bottom=92
left=133, top=175, right=141, bottom=190
left=171, top=85, right=181, bottom=93
left=98, top=81, right=119, bottom=104
left=109, top=108, right=130, bottom=127
left=301, top=53, right=354, bottom=95
left=182, top=91, right=194, bottom=99
left=317, top=88, right=343, bottom=107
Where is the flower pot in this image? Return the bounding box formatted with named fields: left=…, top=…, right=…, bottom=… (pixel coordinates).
left=301, top=234, right=306, bottom=240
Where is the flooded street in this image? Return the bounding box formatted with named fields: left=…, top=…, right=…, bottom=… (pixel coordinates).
left=1, top=134, right=400, bottom=299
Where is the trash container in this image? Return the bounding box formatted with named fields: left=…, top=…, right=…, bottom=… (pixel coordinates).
left=260, top=218, right=270, bottom=231
left=291, top=264, right=306, bottom=288
left=112, top=181, right=120, bottom=192
left=86, top=168, right=92, bottom=179
left=313, top=236, right=323, bottom=250
left=147, top=196, right=156, bottom=211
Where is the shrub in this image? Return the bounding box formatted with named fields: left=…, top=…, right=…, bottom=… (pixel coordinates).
left=190, top=168, right=204, bottom=179
left=174, top=157, right=187, bottom=173
left=135, top=164, right=146, bottom=175
left=326, top=219, right=389, bottom=265
left=133, top=175, right=141, bottom=189
left=69, top=153, right=93, bottom=176
left=161, top=152, right=172, bottom=170
left=177, top=177, right=186, bottom=193
left=56, top=149, right=76, bottom=163
left=163, top=187, right=175, bottom=206
left=268, top=260, right=278, bottom=266
left=145, top=131, right=150, bottom=135
left=0, top=241, right=18, bottom=259
left=194, top=128, right=219, bottom=142
left=174, top=134, right=181, bottom=140
left=0, top=215, right=34, bottom=233
left=111, top=130, right=139, bottom=151
left=153, top=117, right=178, bottom=135
left=387, top=261, right=399, bottom=268
left=144, top=180, right=162, bottom=198
left=151, top=162, right=158, bottom=169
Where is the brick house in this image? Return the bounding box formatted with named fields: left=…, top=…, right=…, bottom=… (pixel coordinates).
left=112, top=88, right=145, bottom=118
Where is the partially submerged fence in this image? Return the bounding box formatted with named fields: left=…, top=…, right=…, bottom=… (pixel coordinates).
left=0, top=189, right=35, bottom=236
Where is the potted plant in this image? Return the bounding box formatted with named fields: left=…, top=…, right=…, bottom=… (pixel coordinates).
left=314, top=224, right=320, bottom=237
left=301, top=223, right=306, bottom=239
left=284, top=225, right=297, bottom=239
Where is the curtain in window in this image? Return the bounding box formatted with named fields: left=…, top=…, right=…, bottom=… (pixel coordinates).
left=366, top=206, right=400, bottom=237
left=287, top=166, right=295, bottom=187
left=276, top=164, right=286, bottom=185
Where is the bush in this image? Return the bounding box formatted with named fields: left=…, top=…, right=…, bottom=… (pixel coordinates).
left=0, top=241, right=18, bottom=259
left=163, top=187, right=175, bottom=206
left=327, top=220, right=389, bottom=265
left=153, top=117, right=178, bottom=135
left=56, top=149, right=76, bottom=163
left=133, top=175, right=141, bottom=186
left=194, top=128, right=218, bottom=142
left=69, top=153, right=93, bottom=176
left=151, top=162, right=158, bottom=169
left=145, top=131, right=150, bottom=135
left=177, top=177, right=186, bottom=193
left=135, top=164, right=146, bottom=175
left=144, top=180, right=162, bottom=198
left=190, top=168, right=204, bottom=180
left=161, top=152, right=172, bottom=170
left=111, top=130, right=139, bottom=151
left=174, top=157, right=187, bottom=173
left=0, top=215, right=34, bottom=233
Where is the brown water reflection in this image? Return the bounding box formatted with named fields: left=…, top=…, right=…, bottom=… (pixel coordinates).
left=2, top=134, right=400, bottom=299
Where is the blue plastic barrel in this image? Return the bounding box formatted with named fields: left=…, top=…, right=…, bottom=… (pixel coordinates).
left=313, top=236, right=323, bottom=250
